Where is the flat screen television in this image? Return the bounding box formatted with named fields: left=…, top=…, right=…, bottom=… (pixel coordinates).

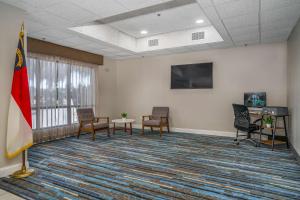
left=171, top=63, right=213, bottom=89
left=244, top=92, right=266, bottom=108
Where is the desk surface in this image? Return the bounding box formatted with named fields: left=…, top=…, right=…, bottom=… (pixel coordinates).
left=249, top=111, right=289, bottom=117
left=249, top=111, right=262, bottom=116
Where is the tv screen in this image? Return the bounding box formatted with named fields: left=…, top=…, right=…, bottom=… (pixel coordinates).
left=171, top=63, right=213, bottom=89
left=244, top=92, right=266, bottom=108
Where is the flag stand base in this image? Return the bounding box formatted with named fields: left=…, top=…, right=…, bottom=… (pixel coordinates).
left=10, top=151, right=34, bottom=178
left=10, top=167, right=34, bottom=178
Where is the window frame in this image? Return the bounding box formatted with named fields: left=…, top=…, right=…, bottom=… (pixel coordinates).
left=29, top=56, right=95, bottom=130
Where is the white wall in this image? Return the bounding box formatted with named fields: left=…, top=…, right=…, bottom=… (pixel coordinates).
left=287, top=19, right=300, bottom=156
left=99, top=43, right=287, bottom=135
left=0, top=3, right=26, bottom=176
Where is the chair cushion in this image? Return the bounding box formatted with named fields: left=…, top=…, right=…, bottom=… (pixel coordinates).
left=236, top=123, right=260, bottom=132
left=249, top=123, right=260, bottom=132
left=143, top=120, right=161, bottom=126
left=84, top=122, right=109, bottom=130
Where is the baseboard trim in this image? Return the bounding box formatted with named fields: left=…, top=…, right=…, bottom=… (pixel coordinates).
left=132, top=124, right=235, bottom=138
left=171, top=128, right=236, bottom=137
left=290, top=144, right=300, bottom=164
left=0, top=162, right=29, bottom=178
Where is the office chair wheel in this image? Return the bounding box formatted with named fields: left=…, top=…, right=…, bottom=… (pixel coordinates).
left=234, top=138, right=237, bottom=141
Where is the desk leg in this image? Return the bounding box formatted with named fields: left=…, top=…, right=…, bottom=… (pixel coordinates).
left=130, top=122, right=132, bottom=135
left=113, top=122, right=115, bottom=135
left=272, top=117, right=277, bottom=151
left=124, top=123, right=127, bottom=132
left=259, top=124, right=262, bottom=147
left=283, top=116, right=289, bottom=148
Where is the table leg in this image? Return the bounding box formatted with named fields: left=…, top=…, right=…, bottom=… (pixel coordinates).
left=283, top=116, right=289, bottom=148
left=113, top=122, right=115, bottom=134
left=130, top=122, right=132, bottom=135
left=124, top=123, right=127, bottom=132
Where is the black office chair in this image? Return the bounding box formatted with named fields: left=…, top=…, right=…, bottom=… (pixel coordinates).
left=232, top=104, right=262, bottom=147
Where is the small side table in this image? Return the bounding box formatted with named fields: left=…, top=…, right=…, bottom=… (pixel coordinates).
left=112, top=119, right=135, bottom=135
left=260, top=114, right=289, bottom=151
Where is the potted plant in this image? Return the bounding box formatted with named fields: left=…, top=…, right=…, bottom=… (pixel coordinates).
left=121, top=112, right=127, bottom=120
left=263, top=116, right=273, bottom=128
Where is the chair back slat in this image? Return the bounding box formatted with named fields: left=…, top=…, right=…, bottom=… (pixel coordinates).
left=77, top=108, right=95, bottom=123
left=152, top=107, right=169, bottom=120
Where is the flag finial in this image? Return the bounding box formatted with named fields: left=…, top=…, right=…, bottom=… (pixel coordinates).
left=19, top=23, right=24, bottom=38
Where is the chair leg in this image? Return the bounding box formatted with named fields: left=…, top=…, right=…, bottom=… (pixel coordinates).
left=77, top=128, right=81, bottom=139
left=141, top=125, right=144, bottom=135
left=167, top=124, right=170, bottom=133
left=160, top=125, right=163, bottom=138
left=107, top=127, right=110, bottom=137
left=92, top=130, right=96, bottom=141
left=234, top=129, right=238, bottom=142
left=150, top=127, right=153, bottom=132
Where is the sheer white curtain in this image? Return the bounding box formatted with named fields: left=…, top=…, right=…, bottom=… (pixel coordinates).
left=28, top=53, right=96, bottom=143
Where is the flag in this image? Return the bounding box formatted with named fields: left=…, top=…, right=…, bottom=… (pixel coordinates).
left=6, top=24, right=33, bottom=159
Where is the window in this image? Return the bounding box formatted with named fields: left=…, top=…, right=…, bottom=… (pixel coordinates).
left=28, top=55, right=95, bottom=129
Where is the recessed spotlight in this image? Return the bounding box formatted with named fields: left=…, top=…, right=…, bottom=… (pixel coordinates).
left=196, top=19, right=204, bottom=24
left=140, top=30, right=148, bottom=35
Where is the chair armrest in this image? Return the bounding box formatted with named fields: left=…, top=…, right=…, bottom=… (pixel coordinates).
left=253, top=118, right=262, bottom=124
left=79, top=119, right=94, bottom=127
left=79, top=118, right=94, bottom=123
left=95, top=117, right=109, bottom=123
left=142, top=115, right=151, bottom=121
left=160, top=116, right=169, bottom=123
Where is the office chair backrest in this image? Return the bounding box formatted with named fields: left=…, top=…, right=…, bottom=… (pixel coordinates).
left=232, top=104, right=250, bottom=129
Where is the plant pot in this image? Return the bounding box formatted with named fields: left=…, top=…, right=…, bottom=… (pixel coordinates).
left=122, top=117, right=126, bottom=121
left=266, top=124, right=272, bottom=128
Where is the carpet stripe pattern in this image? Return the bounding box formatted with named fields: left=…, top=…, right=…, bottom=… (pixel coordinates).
left=0, top=130, right=300, bottom=200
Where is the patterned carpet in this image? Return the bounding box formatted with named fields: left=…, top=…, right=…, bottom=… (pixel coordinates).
left=0, top=130, right=300, bottom=200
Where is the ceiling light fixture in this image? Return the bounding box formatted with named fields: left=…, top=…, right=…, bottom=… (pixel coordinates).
left=196, top=19, right=204, bottom=24
left=140, top=30, right=148, bottom=35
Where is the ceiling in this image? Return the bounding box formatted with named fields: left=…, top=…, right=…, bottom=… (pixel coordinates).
left=108, top=3, right=211, bottom=38
left=0, top=0, right=300, bottom=60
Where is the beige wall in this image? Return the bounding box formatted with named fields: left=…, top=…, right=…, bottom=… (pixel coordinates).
left=0, top=3, right=25, bottom=171
left=96, top=57, right=118, bottom=118
left=287, top=19, right=300, bottom=155
left=99, top=43, right=287, bottom=134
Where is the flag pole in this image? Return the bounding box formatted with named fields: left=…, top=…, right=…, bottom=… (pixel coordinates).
left=10, top=151, right=34, bottom=178
left=10, top=23, right=34, bottom=178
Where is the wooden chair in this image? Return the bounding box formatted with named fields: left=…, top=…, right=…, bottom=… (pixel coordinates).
left=76, top=108, right=110, bottom=141
left=142, top=107, right=170, bottom=137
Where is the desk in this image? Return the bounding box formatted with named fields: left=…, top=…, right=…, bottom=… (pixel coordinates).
left=249, top=111, right=289, bottom=150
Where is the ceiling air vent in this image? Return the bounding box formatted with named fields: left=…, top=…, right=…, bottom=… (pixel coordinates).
left=148, top=39, right=159, bottom=47
left=192, top=31, right=205, bottom=40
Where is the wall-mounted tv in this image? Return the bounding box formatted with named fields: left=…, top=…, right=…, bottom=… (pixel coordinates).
left=244, top=92, right=266, bottom=108
left=171, top=62, right=213, bottom=89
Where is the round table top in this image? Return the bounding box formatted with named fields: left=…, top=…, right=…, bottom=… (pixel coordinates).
left=112, top=118, right=135, bottom=123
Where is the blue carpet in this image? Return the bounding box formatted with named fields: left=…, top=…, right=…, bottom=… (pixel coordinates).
left=0, top=130, right=300, bottom=200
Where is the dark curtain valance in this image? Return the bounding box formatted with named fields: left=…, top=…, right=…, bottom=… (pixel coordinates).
left=27, top=37, right=103, bottom=65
